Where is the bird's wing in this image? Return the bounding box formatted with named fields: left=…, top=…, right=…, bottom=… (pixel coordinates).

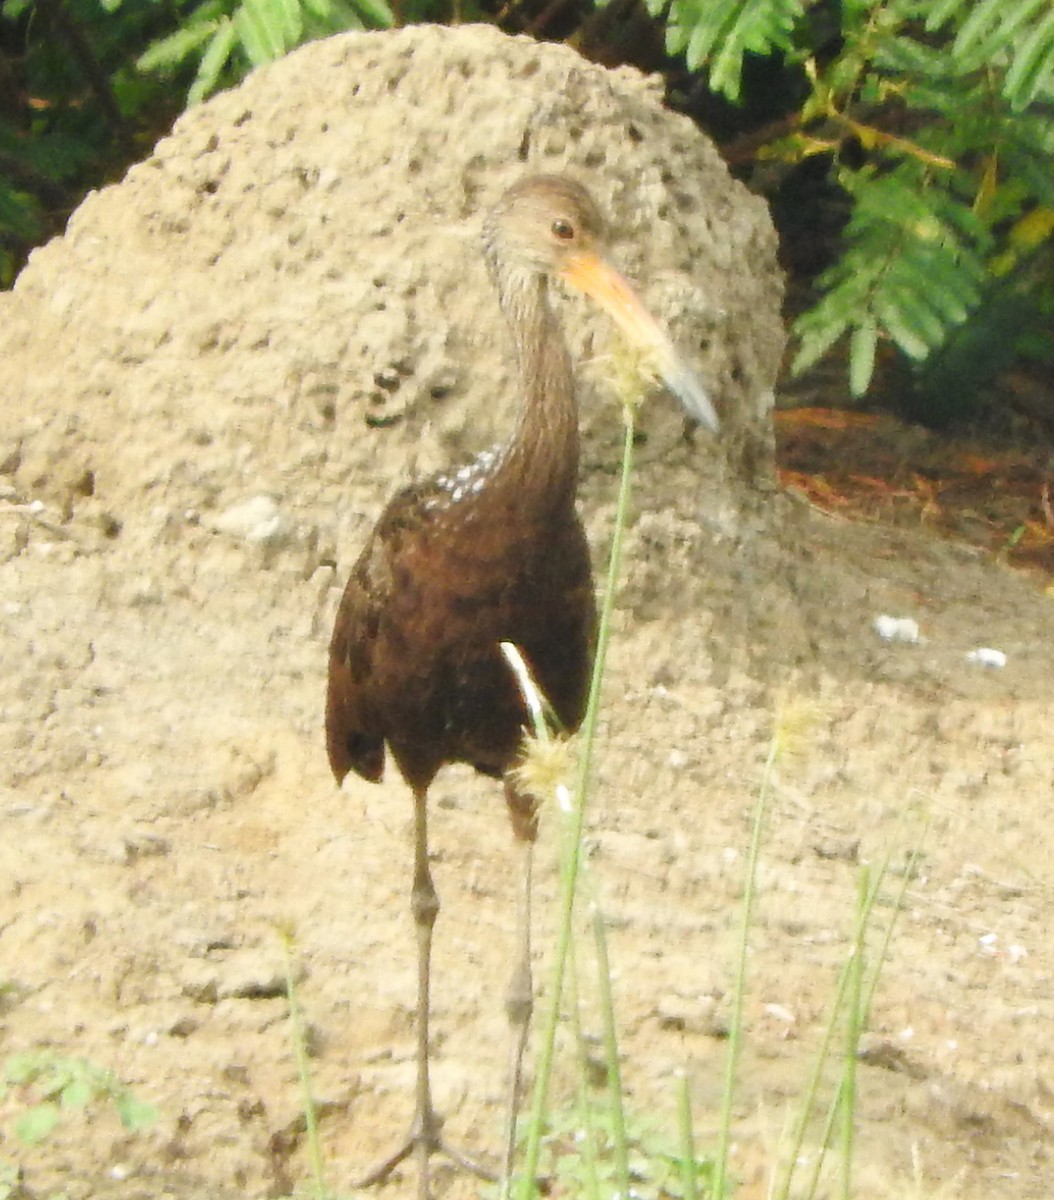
left=324, top=531, right=390, bottom=786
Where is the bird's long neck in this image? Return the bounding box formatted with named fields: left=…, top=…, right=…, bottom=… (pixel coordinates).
left=491, top=271, right=580, bottom=512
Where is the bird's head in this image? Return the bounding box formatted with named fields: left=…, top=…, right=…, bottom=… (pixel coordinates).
left=484, top=174, right=607, bottom=277
left=484, top=174, right=720, bottom=433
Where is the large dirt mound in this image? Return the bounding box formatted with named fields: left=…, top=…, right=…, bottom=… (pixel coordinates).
left=3, top=22, right=781, bottom=551
left=2, top=23, right=1053, bottom=1200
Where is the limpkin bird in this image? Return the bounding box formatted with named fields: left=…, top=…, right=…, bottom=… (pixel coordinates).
left=326, top=174, right=719, bottom=1196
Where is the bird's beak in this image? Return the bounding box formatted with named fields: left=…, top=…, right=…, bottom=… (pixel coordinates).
left=560, top=250, right=720, bottom=433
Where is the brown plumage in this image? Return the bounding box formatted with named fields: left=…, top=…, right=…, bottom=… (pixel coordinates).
left=325, top=174, right=718, bottom=1197
left=324, top=340, right=596, bottom=806
left=327, top=179, right=599, bottom=802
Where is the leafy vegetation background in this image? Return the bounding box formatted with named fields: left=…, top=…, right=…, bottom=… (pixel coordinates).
left=2, top=0, right=1052, bottom=414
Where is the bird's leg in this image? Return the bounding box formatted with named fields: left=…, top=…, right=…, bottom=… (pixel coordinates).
left=501, top=784, right=540, bottom=1187
left=356, top=787, right=441, bottom=1196
left=357, top=787, right=496, bottom=1198
left=408, top=784, right=442, bottom=1194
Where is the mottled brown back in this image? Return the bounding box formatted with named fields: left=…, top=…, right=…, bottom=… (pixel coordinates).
left=325, top=470, right=596, bottom=796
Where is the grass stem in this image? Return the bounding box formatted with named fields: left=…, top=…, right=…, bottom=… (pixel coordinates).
left=678, top=1072, right=699, bottom=1200
left=839, top=868, right=869, bottom=1200
left=280, top=930, right=328, bottom=1200
left=518, top=405, right=638, bottom=1199
left=712, top=734, right=777, bottom=1199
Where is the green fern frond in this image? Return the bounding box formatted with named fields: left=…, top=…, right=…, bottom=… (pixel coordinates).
left=793, top=167, right=988, bottom=394
left=660, top=0, right=805, bottom=101
left=926, top=0, right=1054, bottom=111
left=188, top=19, right=239, bottom=104
left=136, top=19, right=221, bottom=75
left=234, top=0, right=297, bottom=66
left=755, top=0, right=1054, bottom=399
left=137, top=0, right=391, bottom=103
left=1003, top=12, right=1054, bottom=111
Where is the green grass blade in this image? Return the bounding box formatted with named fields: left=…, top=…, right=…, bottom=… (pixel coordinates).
left=839, top=869, right=869, bottom=1200
left=678, top=1072, right=699, bottom=1200
left=517, top=405, right=638, bottom=1199
left=712, top=734, right=775, bottom=1199
left=280, top=929, right=328, bottom=1200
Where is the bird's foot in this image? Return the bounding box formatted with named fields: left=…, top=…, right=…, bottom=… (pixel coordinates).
left=356, top=1105, right=498, bottom=1192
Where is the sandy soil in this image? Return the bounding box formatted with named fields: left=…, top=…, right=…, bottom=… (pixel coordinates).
left=2, top=24, right=1053, bottom=1200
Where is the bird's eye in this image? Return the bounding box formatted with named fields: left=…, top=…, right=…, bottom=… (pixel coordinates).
left=551, top=218, right=575, bottom=241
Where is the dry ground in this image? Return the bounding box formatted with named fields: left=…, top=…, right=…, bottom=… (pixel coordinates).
left=2, top=24, right=1053, bottom=1200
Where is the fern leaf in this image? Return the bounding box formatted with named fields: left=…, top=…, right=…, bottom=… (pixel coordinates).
left=1001, top=118, right=1054, bottom=205
left=272, top=0, right=305, bottom=46
left=916, top=268, right=973, bottom=327
left=954, top=0, right=1048, bottom=66
left=849, top=322, right=877, bottom=397
left=792, top=301, right=853, bottom=377
left=343, top=0, right=392, bottom=29
left=884, top=282, right=949, bottom=351
left=923, top=0, right=967, bottom=29
left=188, top=19, right=238, bottom=104
left=873, top=34, right=950, bottom=80
left=666, top=0, right=804, bottom=101
left=710, top=0, right=803, bottom=98
left=793, top=167, right=988, bottom=391
left=926, top=0, right=1054, bottom=110
left=1003, top=8, right=1054, bottom=110
left=234, top=0, right=284, bottom=66
left=870, top=299, right=930, bottom=361
left=137, top=21, right=218, bottom=74
left=684, top=3, right=733, bottom=73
